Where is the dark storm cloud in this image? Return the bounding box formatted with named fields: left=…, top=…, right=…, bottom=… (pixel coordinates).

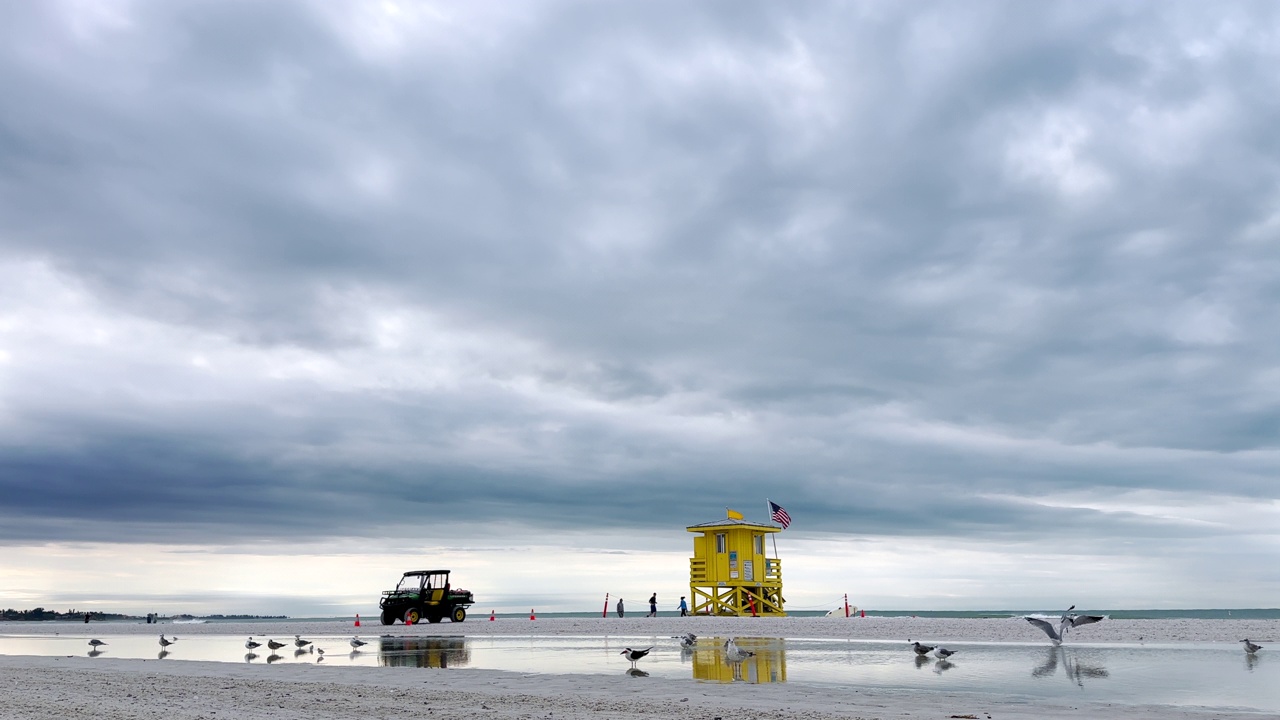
left=1, top=0, right=1278, bottom=558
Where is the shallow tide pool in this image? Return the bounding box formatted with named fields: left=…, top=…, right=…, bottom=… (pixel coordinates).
left=1, top=633, right=1273, bottom=713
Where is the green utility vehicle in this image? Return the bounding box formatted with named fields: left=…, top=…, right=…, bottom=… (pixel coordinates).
left=379, top=569, right=475, bottom=625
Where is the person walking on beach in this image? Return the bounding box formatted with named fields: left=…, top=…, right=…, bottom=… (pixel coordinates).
left=648, top=593, right=657, bottom=617
left=616, top=598, right=624, bottom=618
left=679, top=596, right=688, bottom=616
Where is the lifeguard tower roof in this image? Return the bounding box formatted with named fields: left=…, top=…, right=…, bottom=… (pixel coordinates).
left=686, top=518, right=781, bottom=532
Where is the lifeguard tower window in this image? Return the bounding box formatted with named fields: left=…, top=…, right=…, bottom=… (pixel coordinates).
left=716, top=533, right=727, bottom=553
left=754, top=534, right=764, bottom=554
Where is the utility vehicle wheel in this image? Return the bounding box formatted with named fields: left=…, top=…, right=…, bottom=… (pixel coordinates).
left=451, top=607, right=466, bottom=622
left=427, top=613, right=443, bottom=623
left=404, top=607, right=421, bottom=625
left=381, top=610, right=396, bottom=625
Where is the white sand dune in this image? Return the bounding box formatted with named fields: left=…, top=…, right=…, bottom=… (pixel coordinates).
left=3, top=616, right=1276, bottom=719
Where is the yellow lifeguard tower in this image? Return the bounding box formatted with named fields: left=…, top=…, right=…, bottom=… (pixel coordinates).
left=687, top=513, right=784, bottom=616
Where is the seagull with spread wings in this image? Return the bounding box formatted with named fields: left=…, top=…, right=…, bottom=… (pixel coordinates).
left=1025, top=605, right=1106, bottom=645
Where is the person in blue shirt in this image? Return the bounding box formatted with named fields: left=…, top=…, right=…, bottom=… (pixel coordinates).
left=678, top=596, right=688, bottom=616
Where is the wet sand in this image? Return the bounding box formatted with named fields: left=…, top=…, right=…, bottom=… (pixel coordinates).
left=2, top=616, right=1275, bottom=719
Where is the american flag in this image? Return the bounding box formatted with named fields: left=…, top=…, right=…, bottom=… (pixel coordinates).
left=769, top=501, right=791, bottom=529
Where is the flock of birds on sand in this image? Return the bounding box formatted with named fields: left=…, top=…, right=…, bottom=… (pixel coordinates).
left=81, top=605, right=1268, bottom=670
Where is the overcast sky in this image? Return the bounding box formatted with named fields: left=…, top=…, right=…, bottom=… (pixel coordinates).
left=2, top=0, right=1278, bottom=617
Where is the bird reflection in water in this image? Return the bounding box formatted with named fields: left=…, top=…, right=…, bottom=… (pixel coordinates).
left=1032, top=647, right=1109, bottom=687
left=626, top=667, right=649, bottom=678
left=157, top=649, right=170, bottom=660
left=87, top=648, right=105, bottom=658
left=266, top=654, right=282, bottom=664
left=932, top=659, right=955, bottom=674
left=244, top=652, right=259, bottom=663
left=913, top=655, right=930, bottom=669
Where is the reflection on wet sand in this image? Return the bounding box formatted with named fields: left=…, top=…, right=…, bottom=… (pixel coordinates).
left=378, top=636, right=470, bottom=668
left=1032, top=647, right=1109, bottom=687
left=690, top=637, right=786, bottom=684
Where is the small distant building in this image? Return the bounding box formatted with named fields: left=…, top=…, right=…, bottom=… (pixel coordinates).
left=687, top=513, right=784, bottom=616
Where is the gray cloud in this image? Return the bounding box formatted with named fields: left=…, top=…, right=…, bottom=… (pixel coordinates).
left=2, top=0, right=1279, bottom=606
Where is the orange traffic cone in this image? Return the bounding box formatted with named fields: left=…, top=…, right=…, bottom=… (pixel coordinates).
left=530, top=608, right=536, bottom=620
left=405, top=616, right=413, bottom=626
left=489, top=610, right=495, bottom=621
left=354, top=614, right=361, bottom=627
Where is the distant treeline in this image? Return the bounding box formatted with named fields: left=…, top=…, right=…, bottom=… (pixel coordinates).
left=2, top=608, right=132, bottom=621
left=3, top=608, right=288, bottom=621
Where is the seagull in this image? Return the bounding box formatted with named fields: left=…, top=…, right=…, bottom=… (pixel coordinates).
left=1025, top=605, right=1106, bottom=645
left=1241, top=639, right=1263, bottom=654
left=724, top=638, right=755, bottom=663
left=88, top=639, right=108, bottom=650
left=294, top=634, right=312, bottom=649
left=266, top=638, right=286, bottom=651
left=158, top=634, right=177, bottom=648
left=245, top=637, right=262, bottom=650
left=350, top=636, right=368, bottom=650
left=934, top=647, right=957, bottom=660
left=910, top=641, right=935, bottom=656
left=620, top=647, right=652, bottom=666
left=678, top=633, right=697, bottom=649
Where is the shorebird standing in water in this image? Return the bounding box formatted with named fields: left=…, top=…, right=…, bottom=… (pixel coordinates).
left=620, top=647, right=652, bottom=667
left=159, top=634, right=177, bottom=648
left=910, top=641, right=935, bottom=656
left=266, top=638, right=287, bottom=651
left=678, top=633, right=697, bottom=649
left=294, top=634, right=312, bottom=649
left=88, top=639, right=108, bottom=650
left=1242, top=639, right=1263, bottom=654
left=245, top=637, right=262, bottom=650
left=350, top=636, right=368, bottom=650
left=934, top=647, right=957, bottom=660
left=724, top=638, right=755, bottom=663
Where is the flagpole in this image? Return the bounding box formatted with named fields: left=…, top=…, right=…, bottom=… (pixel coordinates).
left=767, top=498, right=779, bottom=559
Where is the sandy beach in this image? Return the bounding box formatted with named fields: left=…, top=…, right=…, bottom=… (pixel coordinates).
left=2, top=616, right=1276, bottom=719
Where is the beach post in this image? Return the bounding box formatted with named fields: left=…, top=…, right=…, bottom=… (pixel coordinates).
left=602, top=592, right=609, bottom=618
left=489, top=610, right=495, bottom=621
left=748, top=594, right=757, bottom=617
left=844, top=594, right=849, bottom=617
left=530, top=608, right=536, bottom=620
left=354, top=614, right=361, bottom=627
